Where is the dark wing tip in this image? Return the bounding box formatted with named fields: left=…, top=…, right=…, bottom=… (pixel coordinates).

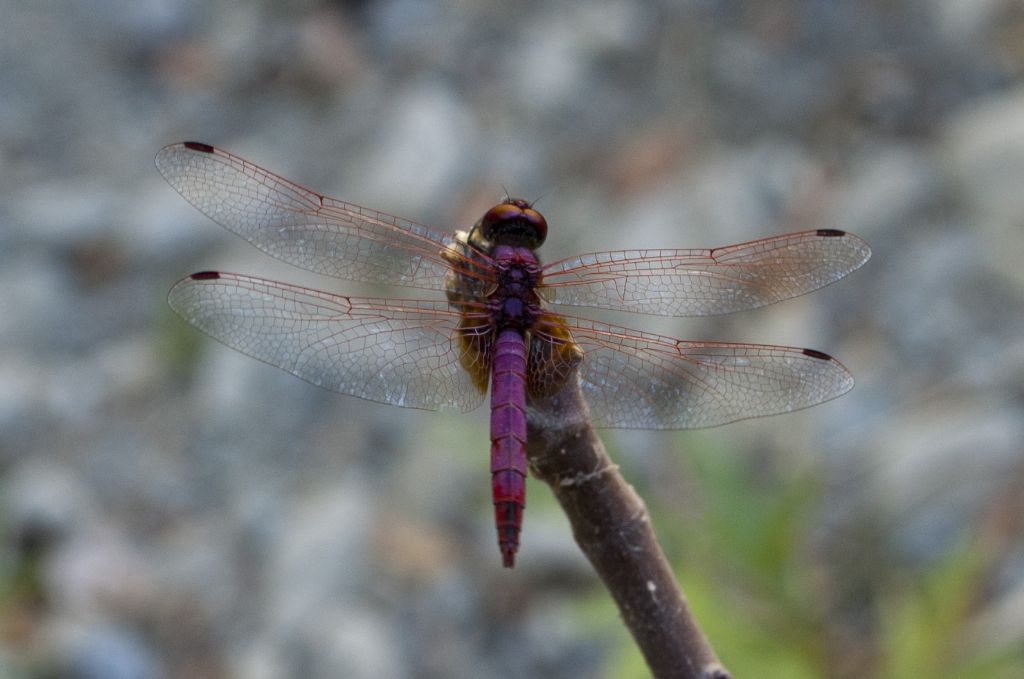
left=816, top=229, right=847, bottom=238
left=183, top=141, right=215, bottom=153
left=190, top=271, right=221, bottom=280
left=801, top=348, right=834, bottom=361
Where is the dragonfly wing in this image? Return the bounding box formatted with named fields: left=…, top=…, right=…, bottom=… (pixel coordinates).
left=168, top=272, right=489, bottom=412
left=538, top=315, right=853, bottom=429
left=156, top=142, right=491, bottom=290
left=540, top=229, right=871, bottom=316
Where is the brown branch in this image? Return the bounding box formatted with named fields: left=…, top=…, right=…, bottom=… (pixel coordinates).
left=526, top=380, right=731, bottom=679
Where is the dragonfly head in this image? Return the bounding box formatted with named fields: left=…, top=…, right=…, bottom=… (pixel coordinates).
left=477, top=199, right=547, bottom=249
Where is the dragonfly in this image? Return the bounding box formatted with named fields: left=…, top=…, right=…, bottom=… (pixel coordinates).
left=157, top=141, right=871, bottom=568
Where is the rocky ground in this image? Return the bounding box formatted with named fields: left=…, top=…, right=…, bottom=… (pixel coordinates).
left=2, top=1, right=1023, bottom=677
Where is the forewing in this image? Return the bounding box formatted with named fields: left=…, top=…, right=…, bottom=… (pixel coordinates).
left=540, top=229, right=871, bottom=316
left=155, top=142, right=492, bottom=290
left=168, top=272, right=490, bottom=412
left=541, top=315, right=853, bottom=429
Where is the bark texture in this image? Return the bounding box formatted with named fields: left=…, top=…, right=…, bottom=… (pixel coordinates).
left=526, top=380, right=731, bottom=679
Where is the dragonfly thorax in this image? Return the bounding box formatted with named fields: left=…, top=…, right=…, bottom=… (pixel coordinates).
left=489, top=244, right=542, bottom=330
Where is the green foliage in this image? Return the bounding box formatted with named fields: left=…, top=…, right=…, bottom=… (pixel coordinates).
left=156, top=303, right=205, bottom=380
left=0, top=506, right=53, bottom=678
left=584, top=433, right=1024, bottom=678
left=878, top=537, right=1024, bottom=679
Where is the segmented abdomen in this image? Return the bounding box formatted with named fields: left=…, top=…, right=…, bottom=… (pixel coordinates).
left=490, top=327, right=528, bottom=568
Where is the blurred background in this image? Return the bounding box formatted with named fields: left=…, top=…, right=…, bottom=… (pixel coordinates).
left=2, top=1, right=1024, bottom=677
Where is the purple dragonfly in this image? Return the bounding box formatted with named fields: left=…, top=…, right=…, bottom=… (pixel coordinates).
left=158, top=142, right=870, bottom=567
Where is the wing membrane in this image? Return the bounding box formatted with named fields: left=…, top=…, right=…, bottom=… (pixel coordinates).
left=168, top=272, right=490, bottom=412
left=156, top=143, right=492, bottom=290
left=540, top=230, right=871, bottom=316
left=533, top=314, right=853, bottom=429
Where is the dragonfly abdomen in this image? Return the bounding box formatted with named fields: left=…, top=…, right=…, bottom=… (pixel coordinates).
left=490, top=327, right=529, bottom=568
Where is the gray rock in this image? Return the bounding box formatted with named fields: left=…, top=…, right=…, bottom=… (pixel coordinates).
left=944, top=86, right=1024, bottom=288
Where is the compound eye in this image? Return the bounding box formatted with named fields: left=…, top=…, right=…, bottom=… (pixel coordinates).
left=480, top=203, right=524, bottom=239
left=520, top=208, right=547, bottom=246
left=479, top=201, right=548, bottom=247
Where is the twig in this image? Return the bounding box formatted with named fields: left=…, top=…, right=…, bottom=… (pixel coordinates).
left=526, top=379, right=731, bottom=679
